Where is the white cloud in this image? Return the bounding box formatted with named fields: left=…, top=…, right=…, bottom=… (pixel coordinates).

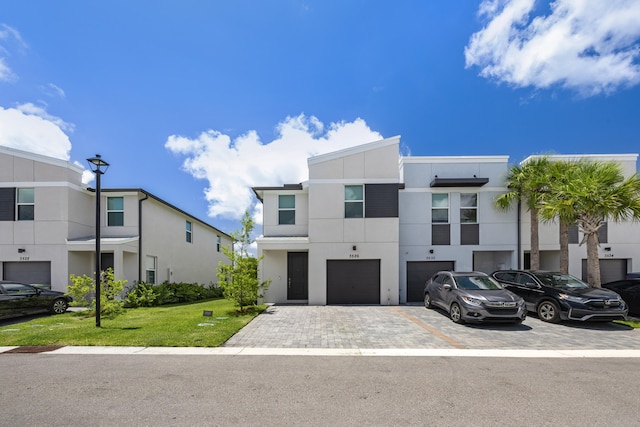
left=465, top=0, right=640, bottom=95
left=0, top=104, right=73, bottom=160
left=165, top=114, right=383, bottom=221
left=0, top=24, right=27, bottom=82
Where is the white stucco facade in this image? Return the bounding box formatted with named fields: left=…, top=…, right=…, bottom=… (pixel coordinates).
left=0, top=146, right=232, bottom=292
left=254, top=138, right=640, bottom=305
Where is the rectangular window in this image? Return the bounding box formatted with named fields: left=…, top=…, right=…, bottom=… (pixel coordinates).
left=216, top=235, right=221, bottom=252
left=345, top=185, right=364, bottom=218
left=278, top=195, right=295, bottom=224
left=145, top=256, right=157, bottom=285
left=186, top=220, right=192, bottom=243
left=431, top=194, right=449, bottom=223
left=460, top=193, right=478, bottom=223
left=107, top=197, right=124, bottom=226
left=16, top=188, right=34, bottom=221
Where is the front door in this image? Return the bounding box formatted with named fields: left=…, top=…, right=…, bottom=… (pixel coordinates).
left=287, top=252, right=308, bottom=300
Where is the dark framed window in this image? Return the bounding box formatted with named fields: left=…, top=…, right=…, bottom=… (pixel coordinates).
left=107, top=197, right=124, bottom=226
left=186, top=220, right=192, bottom=243
left=216, top=235, right=221, bottom=252
left=345, top=185, right=364, bottom=218
left=460, top=193, right=477, bottom=223
left=146, top=256, right=157, bottom=284
left=17, top=188, right=34, bottom=221
left=278, top=195, right=295, bottom=224
left=432, top=194, right=449, bottom=223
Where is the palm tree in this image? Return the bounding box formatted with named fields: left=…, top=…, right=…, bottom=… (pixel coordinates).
left=495, top=157, right=550, bottom=270
left=539, top=160, right=640, bottom=287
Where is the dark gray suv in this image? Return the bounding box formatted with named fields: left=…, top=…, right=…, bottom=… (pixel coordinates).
left=424, top=271, right=526, bottom=324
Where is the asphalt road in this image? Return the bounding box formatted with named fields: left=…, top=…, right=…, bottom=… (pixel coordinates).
left=2, top=354, right=639, bottom=426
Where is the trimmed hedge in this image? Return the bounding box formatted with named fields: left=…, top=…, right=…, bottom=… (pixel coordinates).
left=124, top=281, right=223, bottom=308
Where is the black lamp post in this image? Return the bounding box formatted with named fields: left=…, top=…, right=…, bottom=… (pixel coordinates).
left=87, top=154, right=109, bottom=327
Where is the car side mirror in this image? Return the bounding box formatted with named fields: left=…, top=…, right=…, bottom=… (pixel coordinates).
left=524, top=282, right=537, bottom=288
left=443, top=284, right=452, bottom=291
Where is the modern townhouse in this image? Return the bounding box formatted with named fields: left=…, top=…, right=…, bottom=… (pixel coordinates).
left=253, top=138, right=640, bottom=305
left=0, top=146, right=232, bottom=292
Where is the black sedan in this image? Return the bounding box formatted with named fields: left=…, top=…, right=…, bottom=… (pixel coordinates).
left=602, top=279, right=640, bottom=316
left=424, top=271, right=526, bottom=324
left=0, top=281, right=72, bottom=320
left=492, top=270, right=628, bottom=323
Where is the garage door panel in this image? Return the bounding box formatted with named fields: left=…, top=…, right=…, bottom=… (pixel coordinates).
left=406, top=261, right=455, bottom=302
left=327, top=260, right=380, bottom=304
left=3, top=261, right=52, bottom=285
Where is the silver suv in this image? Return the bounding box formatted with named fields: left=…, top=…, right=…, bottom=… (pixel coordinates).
left=424, top=271, right=527, bottom=324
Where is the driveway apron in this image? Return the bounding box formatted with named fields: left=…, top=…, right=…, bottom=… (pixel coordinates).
left=223, top=304, right=640, bottom=350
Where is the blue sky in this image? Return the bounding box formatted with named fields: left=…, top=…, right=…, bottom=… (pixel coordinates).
left=1, top=1, right=639, bottom=236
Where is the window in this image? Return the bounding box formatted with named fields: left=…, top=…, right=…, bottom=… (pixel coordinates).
left=16, top=188, right=34, bottom=221
left=186, top=220, right=192, bottom=243
left=145, top=256, right=157, bottom=285
left=431, top=194, right=449, bottom=223
left=216, top=235, right=221, bottom=252
left=107, top=197, right=124, bottom=226
left=278, top=195, right=295, bottom=224
left=460, top=193, right=477, bottom=223
left=345, top=185, right=364, bottom=218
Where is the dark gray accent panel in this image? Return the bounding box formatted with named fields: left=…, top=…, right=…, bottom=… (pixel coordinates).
left=407, top=261, right=455, bottom=302
left=568, top=224, right=579, bottom=244
left=327, top=260, right=380, bottom=304
left=432, top=224, right=450, bottom=245
left=0, top=187, right=15, bottom=221
left=461, top=224, right=479, bottom=245
left=364, top=184, right=398, bottom=218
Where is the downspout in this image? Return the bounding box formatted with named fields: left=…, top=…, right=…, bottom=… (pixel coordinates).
left=138, top=192, right=149, bottom=283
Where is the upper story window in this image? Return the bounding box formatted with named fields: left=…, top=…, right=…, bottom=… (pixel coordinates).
left=278, top=195, right=295, bottom=225
left=431, top=194, right=449, bottom=223
left=216, top=235, right=221, bottom=252
left=460, top=193, right=478, bottom=223
left=16, top=188, right=34, bottom=221
left=186, top=220, right=192, bottom=243
left=145, top=255, right=157, bottom=285
left=345, top=185, right=364, bottom=218
left=107, top=197, right=124, bottom=226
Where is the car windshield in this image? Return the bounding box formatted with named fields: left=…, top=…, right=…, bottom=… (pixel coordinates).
left=536, top=273, right=589, bottom=289
left=454, top=275, right=502, bottom=290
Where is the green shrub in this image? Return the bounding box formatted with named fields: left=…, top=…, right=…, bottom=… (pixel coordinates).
left=124, top=281, right=222, bottom=307
left=68, top=268, right=126, bottom=317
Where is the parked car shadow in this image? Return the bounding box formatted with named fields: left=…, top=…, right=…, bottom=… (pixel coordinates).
left=525, top=313, right=634, bottom=330
left=0, top=312, right=52, bottom=327
left=428, top=306, right=532, bottom=330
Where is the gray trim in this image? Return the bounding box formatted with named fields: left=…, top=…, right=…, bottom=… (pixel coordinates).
left=252, top=184, right=303, bottom=202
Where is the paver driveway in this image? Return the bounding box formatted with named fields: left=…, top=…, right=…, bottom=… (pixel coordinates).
left=224, top=304, right=640, bottom=350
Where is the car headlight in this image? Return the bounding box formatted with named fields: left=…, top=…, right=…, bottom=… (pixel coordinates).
left=558, top=293, right=588, bottom=303
left=461, top=296, right=483, bottom=306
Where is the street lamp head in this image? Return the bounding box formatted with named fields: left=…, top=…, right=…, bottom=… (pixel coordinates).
left=87, top=154, right=109, bottom=174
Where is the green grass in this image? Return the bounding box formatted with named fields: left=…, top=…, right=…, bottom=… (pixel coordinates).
left=615, top=319, right=640, bottom=329
left=0, top=299, right=265, bottom=347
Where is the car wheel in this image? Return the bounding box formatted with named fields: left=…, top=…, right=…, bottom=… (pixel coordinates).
left=537, top=300, right=560, bottom=323
left=449, top=303, right=464, bottom=324
left=51, top=298, right=68, bottom=315
left=424, top=293, right=433, bottom=309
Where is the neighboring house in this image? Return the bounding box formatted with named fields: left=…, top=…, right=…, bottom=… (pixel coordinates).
left=253, top=138, right=640, bottom=305
left=253, top=137, right=402, bottom=305
left=521, top=154, right=640, bottom=284
left=0, top=146, right=232, bottom=292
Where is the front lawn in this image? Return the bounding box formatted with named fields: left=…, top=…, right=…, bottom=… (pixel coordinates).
left=0, top=299, right=265, bottom=347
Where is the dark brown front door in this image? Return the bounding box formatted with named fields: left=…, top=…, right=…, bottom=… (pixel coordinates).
left=287, top=252, right=308, bottom=300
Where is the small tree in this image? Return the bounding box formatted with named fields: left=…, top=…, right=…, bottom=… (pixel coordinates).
left=68, top=268, right=127, bottom=316
left=217, top=211, right=270, bottom=311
